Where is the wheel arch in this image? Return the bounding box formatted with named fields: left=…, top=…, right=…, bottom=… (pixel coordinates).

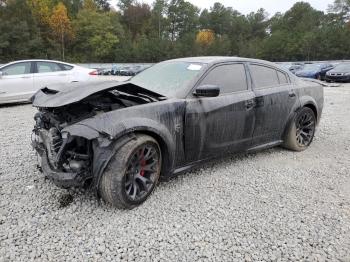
left=132, top=129, right=173, bottom=178
left=303, top=103, right=318, bottom=121
left=282, top=99, right=318, bottom=141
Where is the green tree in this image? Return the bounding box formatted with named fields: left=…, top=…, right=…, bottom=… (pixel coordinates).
left=0, top=0, right=44, bottom=62
left=73, top=6, right=123, bottom=61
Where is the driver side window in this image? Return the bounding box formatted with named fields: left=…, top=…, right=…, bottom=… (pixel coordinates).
left=199, top=64, right=248, bottom=94
left=1, top=62, right=32, bottom=76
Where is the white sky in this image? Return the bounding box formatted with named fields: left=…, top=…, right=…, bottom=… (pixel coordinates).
left=110, top=0, right=334, bottom=16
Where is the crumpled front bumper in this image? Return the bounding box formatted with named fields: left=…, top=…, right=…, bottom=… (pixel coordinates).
left=39, top=152, right=85, bottom=188
left=32, top=129, right=91, bottom=188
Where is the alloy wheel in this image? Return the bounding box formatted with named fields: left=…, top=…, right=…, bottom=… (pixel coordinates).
left=296, top=111, right=316, bottom=147
left=124, top=143, right=160, bottom=201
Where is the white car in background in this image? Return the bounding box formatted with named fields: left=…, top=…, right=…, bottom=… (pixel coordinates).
left=0, top=59, right=97, bottom=104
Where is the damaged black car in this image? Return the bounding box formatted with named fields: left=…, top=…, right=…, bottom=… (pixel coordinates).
left=31, top=57, right=324, bottom=209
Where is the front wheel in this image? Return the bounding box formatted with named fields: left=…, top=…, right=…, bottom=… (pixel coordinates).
left=99, top=135, right=162, bottom=209
left=282, top=107, right=316, bottom=151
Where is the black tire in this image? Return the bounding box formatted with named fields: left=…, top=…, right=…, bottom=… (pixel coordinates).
left=282, top=107, right=316, bottom=152
left=99, top=135, right=161, bottom=209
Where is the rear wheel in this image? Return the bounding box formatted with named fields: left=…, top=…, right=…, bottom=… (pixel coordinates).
left=282, top=107, right=316, bottom=151
left=99, top=135, right=161, bottom=209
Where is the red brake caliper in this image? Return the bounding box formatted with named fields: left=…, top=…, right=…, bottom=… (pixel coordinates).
left=140, top=148, right=146, bottom=177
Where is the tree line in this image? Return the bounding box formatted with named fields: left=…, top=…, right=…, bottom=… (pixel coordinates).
left=0, top=0, right=350, bottom=63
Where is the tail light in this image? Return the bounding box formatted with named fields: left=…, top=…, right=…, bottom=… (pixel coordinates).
left=89, top=70, right=98, bottom=75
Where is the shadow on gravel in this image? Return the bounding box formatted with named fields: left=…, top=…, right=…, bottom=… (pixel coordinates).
left=58, top=193, right=74, bottom=208
left=0, top=102, right=31, bottom=108
left=160, top=147, right=284, bottom=186
left=50, top=147, right=286, bottom=208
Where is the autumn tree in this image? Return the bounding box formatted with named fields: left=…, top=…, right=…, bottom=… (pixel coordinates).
left=49, top=2, right=74, bottom=59
left=195, top=29, right=214, bottom=46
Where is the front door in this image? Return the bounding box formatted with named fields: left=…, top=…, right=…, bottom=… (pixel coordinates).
left=185, top=63, right=256, bottom=162
left=0, top=62, right=34, bottom=103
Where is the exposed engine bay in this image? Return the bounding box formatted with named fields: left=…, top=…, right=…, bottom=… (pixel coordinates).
left=31, top=89, right=153, bottom=187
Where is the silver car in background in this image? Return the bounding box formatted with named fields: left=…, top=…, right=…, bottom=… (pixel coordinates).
left=0, top=60, right=97, bottom=104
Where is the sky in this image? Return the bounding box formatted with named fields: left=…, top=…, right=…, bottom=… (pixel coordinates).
left=111, top=0, right=334, bottom=16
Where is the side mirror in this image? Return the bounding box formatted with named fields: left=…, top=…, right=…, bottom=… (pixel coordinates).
left=193, top=85, right=220, bottom=97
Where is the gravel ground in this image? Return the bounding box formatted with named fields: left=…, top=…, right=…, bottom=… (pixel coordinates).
left=0, top=84, right=350, bottom=261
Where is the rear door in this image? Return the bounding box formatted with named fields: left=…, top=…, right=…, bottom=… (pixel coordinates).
left=249, top=63, right=298, bottom=146
left=33, top=61, right=70, bottom=89
left=185, top=63, right=256, bottom=162
left=0, top=62, right=34, bottom=103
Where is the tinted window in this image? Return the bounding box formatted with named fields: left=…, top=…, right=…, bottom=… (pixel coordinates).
left=59, top=63, right=73, bottom=70
left=334, top=63, right=350, bottom=71
left=250, top=65, right=279, bottom=89
left=200, top=64, right=247, bottom=94
left=37, top=62, right=62, bottom=73
left=1, top=62, right=31, bottom=76
left=277, top=71, right=289, bottom=85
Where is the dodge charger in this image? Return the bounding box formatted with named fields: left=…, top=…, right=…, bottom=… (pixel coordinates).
left=31, top=57, right=324, bottom=209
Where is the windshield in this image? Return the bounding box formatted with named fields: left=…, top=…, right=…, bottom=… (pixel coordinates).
left=303, top=64, right=321, bottom=71
left=130, top=61, right=205, bottom=96
left=334, top=63, right=350, bottom=71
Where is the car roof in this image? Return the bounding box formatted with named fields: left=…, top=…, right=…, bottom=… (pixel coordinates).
left=164, top=56, right=281, bottom=68
left=1, top=59, right=75, bottom=67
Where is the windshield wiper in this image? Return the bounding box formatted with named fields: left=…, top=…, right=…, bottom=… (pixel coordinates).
left=135, top=92, right=164, bottom=102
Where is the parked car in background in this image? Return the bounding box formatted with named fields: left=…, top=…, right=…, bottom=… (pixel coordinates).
left=0, top=59, right=96, bottom=104
left=295, top=63, right=333, bottom=80
left=114, top=65, right=151, bottom=76
left=279, top=63, right=304, bottom=74
left=31, top=56, right=324, bottom=209
left=289, top=64, right=304, bottom=74
left=96, top=68, right=112, bottom=75
left=325, top=63, right=350, bottom=82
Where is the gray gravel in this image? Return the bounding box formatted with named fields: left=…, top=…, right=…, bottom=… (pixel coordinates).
left=1, top=84, right=350, bottom=261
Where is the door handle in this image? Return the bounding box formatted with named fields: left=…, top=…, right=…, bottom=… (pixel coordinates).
left=245, top=99, right=255, bottom=110
left=0, top=91, right=6, bottom=94
left=289, top=91, right=296, bottom=98
left=21, top=76, right=31, bottom=79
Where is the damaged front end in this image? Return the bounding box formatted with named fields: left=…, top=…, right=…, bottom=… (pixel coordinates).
left=31, top=83, right=159, bottom=188
left=32, top=110, right=94, bottom=188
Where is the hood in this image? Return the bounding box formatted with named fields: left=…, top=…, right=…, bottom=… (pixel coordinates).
left=296, top=70, right=318, bottom=76
left=327, top=69, right=350, bottom=74
left=31, top=80, right=164, bottom=108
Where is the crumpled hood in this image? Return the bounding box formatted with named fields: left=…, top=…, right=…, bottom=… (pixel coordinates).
left=31, top=80, right=164, bottom=108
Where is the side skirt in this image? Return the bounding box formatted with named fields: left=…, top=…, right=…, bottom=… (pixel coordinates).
left=170, top=140, right=283, bottom=177
left=246, top=140, right=283, bottom=153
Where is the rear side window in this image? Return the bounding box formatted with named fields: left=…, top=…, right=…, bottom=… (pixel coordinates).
left=200, top=64, right=248, bottom=94
left=250, top=64, right=279, bottom=89
left=277, top=71, right=289, bottom=85
left=1, top=62, right=32, bottom=75
left=37, top=62, right=62, bottom=73
left=59, top=63, right=73, bottom=71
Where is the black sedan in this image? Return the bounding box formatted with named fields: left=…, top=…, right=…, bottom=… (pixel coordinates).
left=325, top=63, right=350, bottom=82
left=31, top=57, right=324, bottom=209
